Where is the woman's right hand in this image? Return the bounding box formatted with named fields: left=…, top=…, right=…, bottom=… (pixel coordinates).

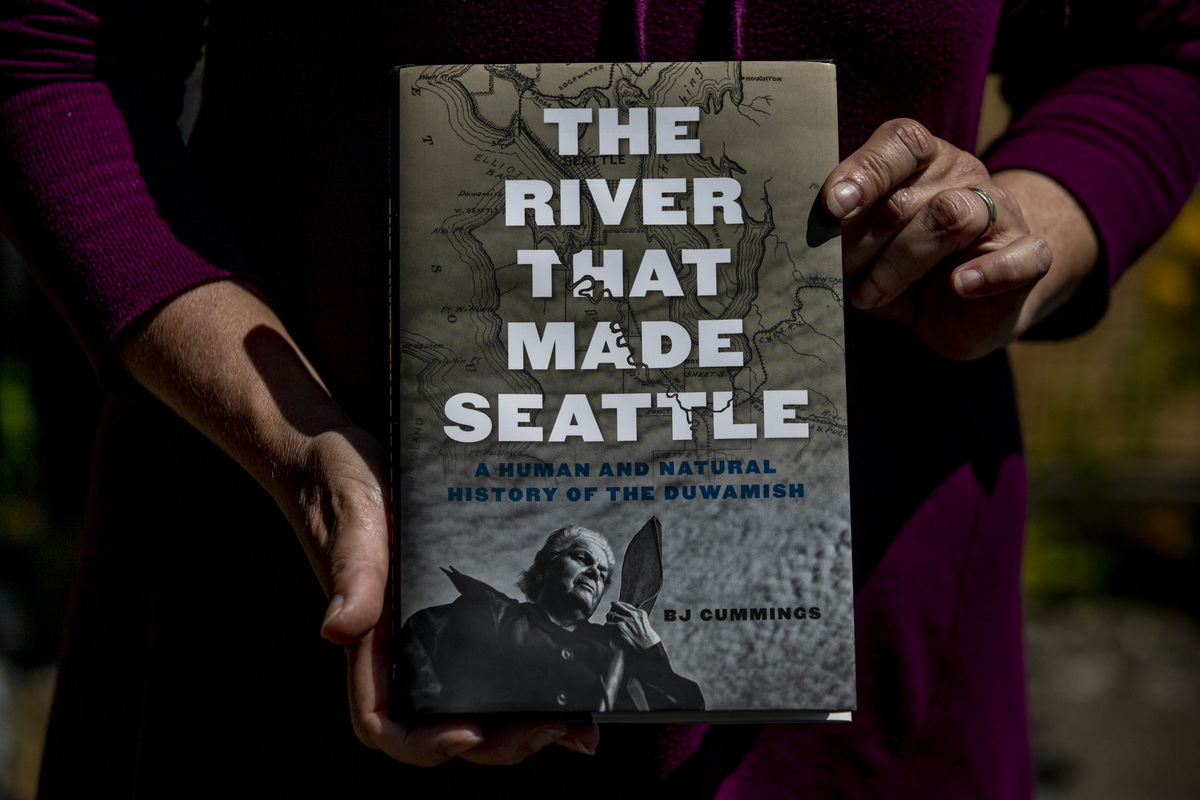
left=119, top=279, right=598, bottom=765
left=306, top=427, right=597, bottom=764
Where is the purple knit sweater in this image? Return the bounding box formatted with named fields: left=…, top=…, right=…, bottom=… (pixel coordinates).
left=3, top=1, right=1200, bottom=798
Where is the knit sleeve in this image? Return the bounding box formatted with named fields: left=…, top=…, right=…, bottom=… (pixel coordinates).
left=0, top=0, right=252, bottom=373
left=985, top=0, right=1200, bottom=337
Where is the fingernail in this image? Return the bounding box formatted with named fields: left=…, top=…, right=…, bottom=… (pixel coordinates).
left=827, top=181, right=862, bottom=219
left=530, top=728, right=566, bottom=752
left=851, top=280, right=882, bottom=310
left=319, top=594, right=345, bottom=639
left=953, top=268, right=984, bottom=295
left=446, top=734, right=485, bottom=758
left=559, top=736, right=597, bottom=756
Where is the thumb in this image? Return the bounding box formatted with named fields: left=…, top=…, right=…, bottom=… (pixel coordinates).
left=319, top=492, right=390, bottom=645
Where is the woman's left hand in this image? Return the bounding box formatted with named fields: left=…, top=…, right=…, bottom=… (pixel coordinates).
left=822, top=118, right=1072, bottom=361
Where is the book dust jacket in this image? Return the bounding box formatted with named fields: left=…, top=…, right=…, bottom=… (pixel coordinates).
left=391, top=62, right=853, bottom=721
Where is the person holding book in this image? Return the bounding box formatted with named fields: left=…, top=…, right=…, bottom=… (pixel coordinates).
left=3, top=1, right=1199, bottom=797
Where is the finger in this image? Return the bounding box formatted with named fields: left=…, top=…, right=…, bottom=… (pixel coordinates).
left=823, top=118, right=938, bottom=220
left=911, top=235, right=1053, bottom=361
left=386, top=719, right=488, bottom=767
left=606, top=603, right=642, bottom=624
left=850, top=186, right=999, bottom=310
left=951, top=234, right=1052, bottom=299
left=839, top=180, right=925, bottom=278
left=456, top=719, right=570, bottom=765
left=556, top=721, right=601, bottom=756
left=353, top=644, right=592, bottom=765
left=838, top=143, right=990, bottom=279
left=344, top=619, right=487, bottom=766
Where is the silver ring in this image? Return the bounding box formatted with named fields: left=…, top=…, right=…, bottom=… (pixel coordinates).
left=967, top=187, right=997, bottom=240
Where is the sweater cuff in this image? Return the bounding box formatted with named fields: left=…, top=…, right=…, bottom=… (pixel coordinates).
left=0, top=80, right=250, bottom=375
left=986, top=62, right=1200, bottom=338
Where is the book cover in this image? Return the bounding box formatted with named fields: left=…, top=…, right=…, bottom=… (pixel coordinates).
left=391, top=62, right=853, bottom=722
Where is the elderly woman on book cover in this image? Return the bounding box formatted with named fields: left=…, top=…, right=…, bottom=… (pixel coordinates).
left=3, top=1, right=1200, bottom=797
left=399, top=525, right=704, bottom=714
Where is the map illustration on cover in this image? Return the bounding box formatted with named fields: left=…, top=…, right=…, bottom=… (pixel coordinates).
left=391, top=62, right=853, bottom=721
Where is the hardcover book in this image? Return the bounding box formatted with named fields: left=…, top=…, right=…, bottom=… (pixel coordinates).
left=391, top=61, right=853, bottom=722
